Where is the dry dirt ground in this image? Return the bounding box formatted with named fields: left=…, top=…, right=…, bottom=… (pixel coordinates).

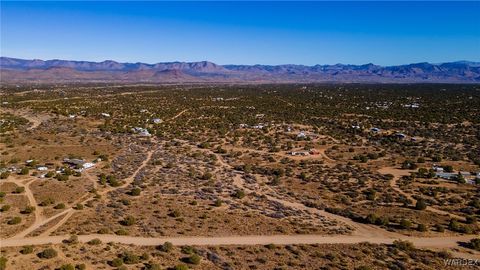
left=1, top=98, right=479, bottom=269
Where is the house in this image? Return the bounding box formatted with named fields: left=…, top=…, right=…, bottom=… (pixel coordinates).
left=371, top=127, right=380, bottom=132
left=394, top=133, right=406, bottom=139
left=152, top=118, right=162, bottom=124
left=432, top=165, right=444, bottom=172
left=289, top=151, right=310, bottom=156
left=297, top=132, right=307, bottom=138
left=36, top=166, right=48, bottom=171
left=83, top=163, right=95, bottom=169
left=101, top=113, right=110, bottom=117
left=132, top=127, right=151, bottom=136
left=68, top=114, right=76, bottom=119
left=63, top=158, right=95, bottom=170
left=352, top=125, right=361, bottom=129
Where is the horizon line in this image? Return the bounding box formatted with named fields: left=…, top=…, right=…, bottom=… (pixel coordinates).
left=2, top=56, right=479, bottom=68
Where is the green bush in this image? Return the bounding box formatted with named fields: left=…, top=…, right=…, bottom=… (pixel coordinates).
left=7, top=216, right=21, bottom=225
left=130, top=187, right=141, bottom=196
left=121, top=251, right=139, bottom=264
left=415, top=199, right=427, bottom=210
left=144, top=263, right=162, bottom=270
left=400, top=219, right=412, bottom=229
left=184, top=254, right=201, bottom=265
left=158, top=241, right=174, bottom=253
left=20, top=245, right=34, bottom=254
left=417, top=223, right=428, bottom=232
left=0, top=257, right=7, bottom=270
left=21, top=205, right=36, bottom=214
left=54, top=203, right=66, bottom=209
left=109, top=258, right=123, bottom=267
left=393, top=240, right=415, bottom=251
left=14, top=186, right=25, bottom=193
left=233, top=189, right=246, bottom=199
left=87, top=238, right=102, bottom=245
left=468, top=238, right=480, bottom=251
left=120, top=215, right=136, bottom=226
left=38, top=248, right=58, bottom=259
left=58, top=264, right=75, bottom=270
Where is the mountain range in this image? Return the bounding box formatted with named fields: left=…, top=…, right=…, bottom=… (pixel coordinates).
left=1, top=57, right=480, bottom=84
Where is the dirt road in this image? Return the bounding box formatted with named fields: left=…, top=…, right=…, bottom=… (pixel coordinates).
left=1, top=233, right=478, bottom=259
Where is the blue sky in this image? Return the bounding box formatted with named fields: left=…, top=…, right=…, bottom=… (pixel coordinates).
left=1, top=1, right=479, bottom=65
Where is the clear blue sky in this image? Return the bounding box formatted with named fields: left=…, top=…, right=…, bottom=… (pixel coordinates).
left=1, top=1, right=479, bottom=65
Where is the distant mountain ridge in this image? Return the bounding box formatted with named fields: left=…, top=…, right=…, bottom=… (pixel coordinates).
left=1, top=57, right=479, bottom=83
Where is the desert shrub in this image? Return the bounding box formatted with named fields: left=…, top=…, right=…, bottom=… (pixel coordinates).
left=38, top=248, right=58, bottom=259
left=183, top=254, right=201, bottom=265
left=214, top=199, right=222, bottom=207
left=174, top=264, right=189, bottom=270
left=19, top=167, right=29, bottom=175
left=7, top=216, right=21, bottom=225
left=115, top=229, right=129, bottom=235
left=121, top=251, right=139, bottom=264
left=74, top=203, right=84, bottom=210
left=55, top=174, right=69, bottom=181
left=130, top=187, right=141, bottom=196
left=87, top=238, right=102, bottom=245
left=0, top=257, right=6, bottom=270
left=58, top=264, right=75, bottom=270
left=181, top=245, right=196, bottom=255
left=21, top=205, right=36, bottom=214
left=417, top=223, right=428, bottom=232
left=0, top=171, right=10, bottom=179
left=144, top=263, right=162, bottom=270
left=39, top=197, right=55, bottom=206
left=265, top=243, right=276, bottom=249
left=169, top=209, right=181, bottom=218
left=0, top=205, right=11, bottom=212
left=415, top=199, right=427, bottom=210
left=393, top=240, right=415, bottom=251
left=435, top=224, right=445, bottom=232
left=63, top=235, right=79, bottom=245
left=97, top=228, right=109, bottom=234
left=120, top=215, right=136, bottom=226
left=109, top=258, right=123, bottom=267
left=158, top=241, right=174, bottom=253
left=468, top=238, right=480, bottom=251
left=54, top=203, right=65, bottom=209
left=400, top=219, right=412, bottom=229
left=20, top=245, right=34, bottom=254
left=14, top=186, right=25, bottom=193
left=233, top=189, right=246, bottom=199
left=75, top=264, right=86, bottom=270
